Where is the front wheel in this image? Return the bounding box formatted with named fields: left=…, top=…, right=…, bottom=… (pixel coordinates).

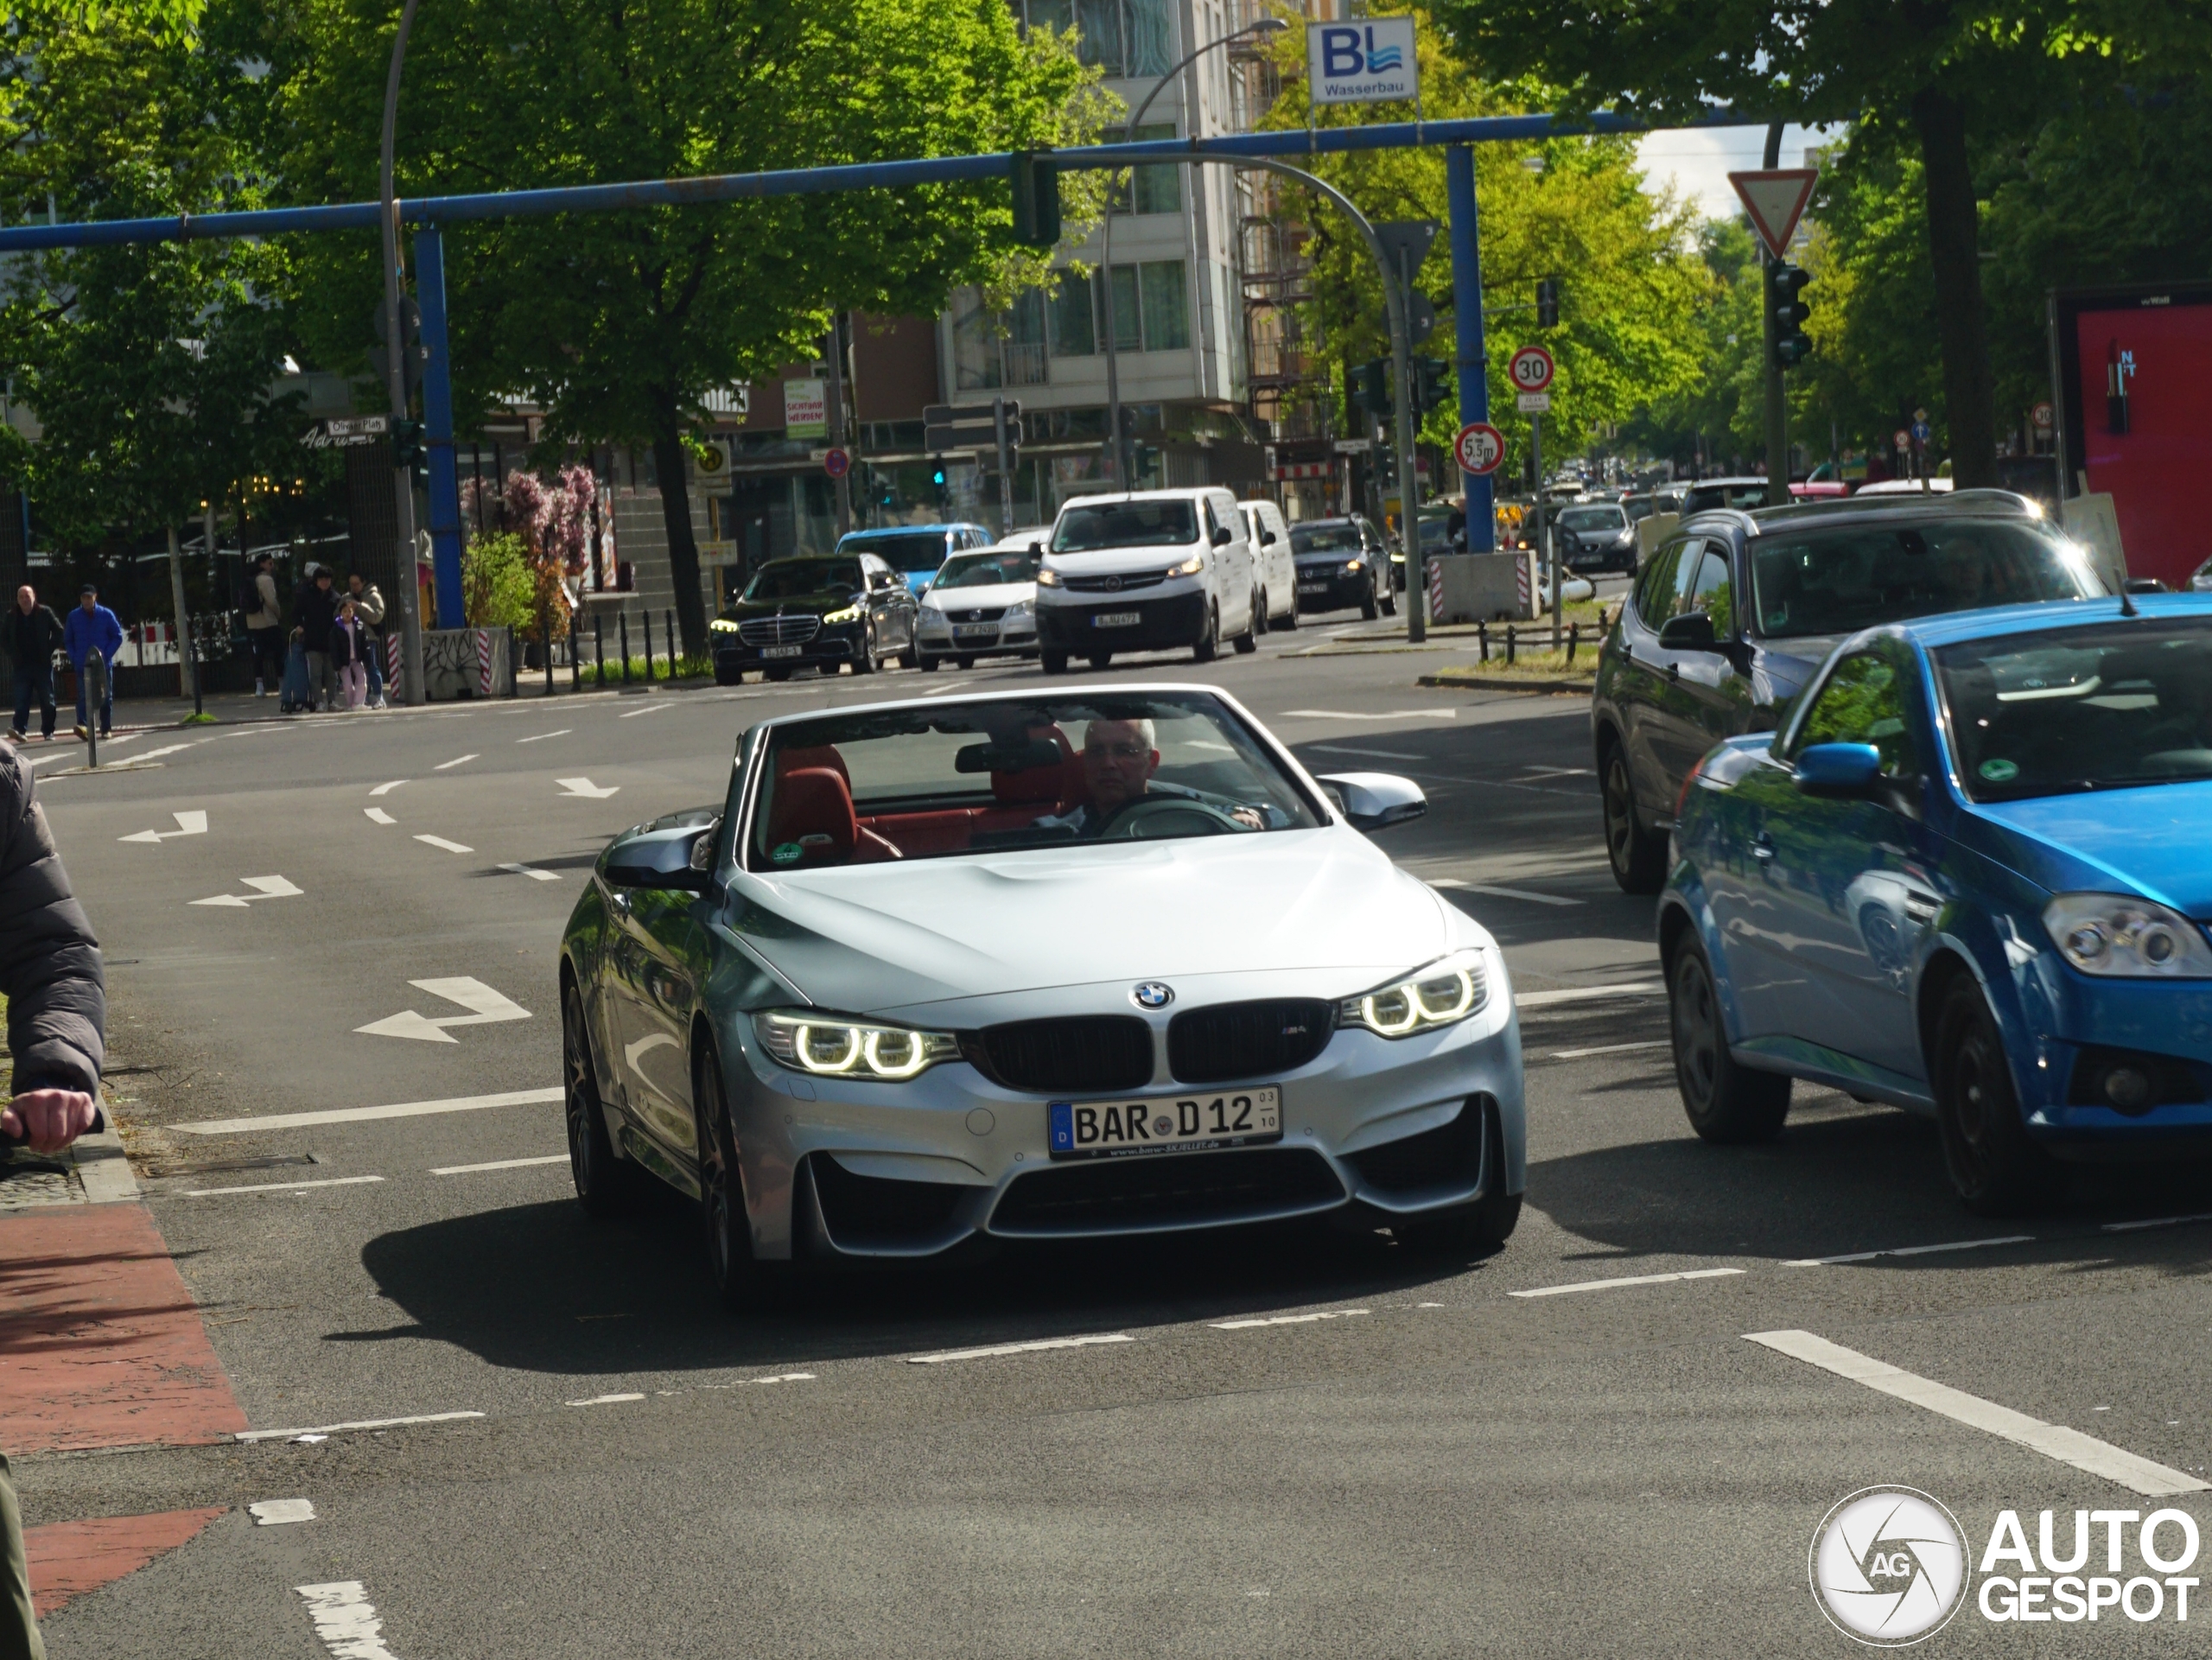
left=1669, top=938, right=1789, bottom=1142
left=1602, top=742, right=1669, bottom=894
left=1192, top=604, right=1219, bottom=664
left=1232, top=591, right=1260, bottom=653
left=1254, top=592, right=1270, bottom=637
left=1381, top=580, right=1398, bottom=618
left=1934, top=977, right=2063, bottom=1215
left=564, top=981, right=638, bottom=1218
left=714, top=663, right=745, bottom=686
left=1040, top=651, right=1069, bottom=676
left=1360, top=587, right=1379, bottom=621
left=849, top=626, right=879, bottom=675
left=1088, top=653, right=1112, bottom=671
left=917, top=653, right=940, bottom=672
left=896, top=645, right=918, bottom=670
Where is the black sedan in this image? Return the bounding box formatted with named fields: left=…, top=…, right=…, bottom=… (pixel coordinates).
left=710, top=553, right=919, bottom=683
left=1289, top=517, right=1395, bottom=620
left=1554, top=503, right=1639, bottom=576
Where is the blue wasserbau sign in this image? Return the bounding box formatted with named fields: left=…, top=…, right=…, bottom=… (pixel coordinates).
left=1309, top=16, right=1420, bottom=106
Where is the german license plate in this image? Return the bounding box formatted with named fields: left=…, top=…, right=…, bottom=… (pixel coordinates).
left=1048, top=1087, right=1281, bottom=1160
left=760, top=644, right=803, bottom=659
left=1298, top=582, right=1328, bottom=595
left=1093, top=611, right=1141, bottom=628
left=952, top=625, right=996, bottom=640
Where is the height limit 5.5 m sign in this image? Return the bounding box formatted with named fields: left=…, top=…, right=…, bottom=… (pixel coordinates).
left=1454, top=423, right=1505, bottom=477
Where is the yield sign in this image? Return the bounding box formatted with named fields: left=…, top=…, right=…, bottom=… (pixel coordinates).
left=1728, top=169, right=1819, bottom=259
left=355, top=977, right=532, bottom=1043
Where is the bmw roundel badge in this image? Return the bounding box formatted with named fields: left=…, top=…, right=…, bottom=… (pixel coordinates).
left=1131, top=982, right=1174, bottom=1010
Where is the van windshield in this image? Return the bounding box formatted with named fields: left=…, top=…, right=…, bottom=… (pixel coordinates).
left=1053, top=499, right=1199, bottom=552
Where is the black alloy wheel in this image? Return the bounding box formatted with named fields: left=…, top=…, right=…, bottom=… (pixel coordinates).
left=564, top=980, right=636, bottom=1217
left=1192, top=603, right=1219, bottom=664
left=1602, top=742, right=1669, bottom=894
left=1934, top=978, right=2063, bottom=1215
left=695, top=1044, right=788, bottom=1313
left=896, top=644, right=918, bottom=670
left=850, top=623, right=879, bottom=674
left=917, top=653, right=940, bottom=672
left=1233, top=591, right=1260, bottom=653
left=1360, top=582, right=1379, bottom=621
left=957, top=654, right=976, bottom=671
left=1088, top=653, right=1111, bottom=671
left=1669, top=938, right=1789, bottom=1142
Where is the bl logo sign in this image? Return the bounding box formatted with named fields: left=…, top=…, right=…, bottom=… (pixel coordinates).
left=1308, top=16, right=1419, bottom=106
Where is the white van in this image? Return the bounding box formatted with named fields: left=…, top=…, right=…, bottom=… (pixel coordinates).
left=1237, top=499, right=1300, bottom=632
left=1034, top=488, right=1259, bottom=674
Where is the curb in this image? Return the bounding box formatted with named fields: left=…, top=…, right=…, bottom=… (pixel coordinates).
left=1416, top=672, right=1596, bottom=696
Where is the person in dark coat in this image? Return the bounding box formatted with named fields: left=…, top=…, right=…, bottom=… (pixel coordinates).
left=291, top=566, right=340, bottom=711
left=7, top=588, right=63, bottom=743
left=0, top=746, right=105, bottom=1660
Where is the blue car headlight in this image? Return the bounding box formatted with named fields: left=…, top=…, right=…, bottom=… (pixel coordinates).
left=753, top=1010, right=963, bottom=1079
left=2044, top=894, right=2212, bottom=978
left=1339, top=949, right=1491, bottom=1037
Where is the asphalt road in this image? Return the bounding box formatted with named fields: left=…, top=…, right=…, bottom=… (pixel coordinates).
left=16, top=608, right=2212, bottom=1658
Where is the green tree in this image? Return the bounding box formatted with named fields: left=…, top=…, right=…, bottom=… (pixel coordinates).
left=1622, top=217, right=1764, bottom=468
left=1433, top=0, right=2212, bottom=489
left=263, top=0, right=1103, bottom=656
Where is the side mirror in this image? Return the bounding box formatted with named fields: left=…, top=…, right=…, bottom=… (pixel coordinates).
left=1657, top=612, right=1719, bottom=652
left=1261, top=529, right=1278, bottom=545
left=1211, top=525, right=1232, bottom=547
left=605, top=823, right=719, bottom=893
left=1795, top=742, right=1882, bottom=795
left=1315, top=772, right=1427, bottom=831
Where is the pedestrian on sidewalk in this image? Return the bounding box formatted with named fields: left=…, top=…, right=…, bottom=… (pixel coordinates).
left=0, top=746, right=107, bottom=1660
left=330, top=596, right=369, bottom=709
left=291, top=565, right=338, bottom=712
left=60, top=586, right=120, bottom=741
left=346, top=572, right=387, bottom=708
left=7, top=589, right=62, bottom=743
left=241, top=554, right=283, bottom=696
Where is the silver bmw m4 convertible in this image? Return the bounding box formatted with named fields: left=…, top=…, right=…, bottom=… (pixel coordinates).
left=559, top=684, right=1525, bottom=1307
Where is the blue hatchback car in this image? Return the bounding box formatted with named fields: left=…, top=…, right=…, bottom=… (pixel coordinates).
left=1659, top=594, right=2212, bottom=1214
left=834, top=524, right=995, bottom=596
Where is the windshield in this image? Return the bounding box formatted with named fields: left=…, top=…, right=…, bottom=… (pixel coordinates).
left=1683, top=481, right=1769, bottom=512
left=1559, top=506, right=1629, bottom=532
left=746, top=693, right=1324, bottom=871
left=1936, top=615, right=2212, bottom=800
left=1053, top=499, right=1199, bottom=552
left=1623, top=499, right=1656, bottom=522
left=743, top=560, right=859, bottom=601
left=1419, top=518, right=1454, bottom=550
left=841, top=532, right=949, bottom=575
left=932, top=550, right=1038, bottom=589
left=1749, top=520, right=2101, bottom=639
left=1291, top=523, right=1363, bottom=555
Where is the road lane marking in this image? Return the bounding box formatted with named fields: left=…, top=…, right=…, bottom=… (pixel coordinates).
left=1211, top=1309, right=1369, bottom=1330
left=364, top=808, right=396, bottom=825
left=180, top=1175, right=385, bottom=1197
left=1510, top=1267, right=1744, bottom=1299
left=1552, top=1040, right=1670, bottom=1059
left=1460, top=883, right=1583, bottom=906
left=2103, top=1212, right=2212, bottom=1234
left=296, top=1580, right=403, bottom=1659
left=1514, top=982, right=1662, bottom=1008
left=1745, top=1329, right=2209, bottom=1497
left=907, top=1334, right=1134, bottom=1364
left=618, top=703, right=674, bottom=718
left=555, top=776, right=620, bottom=798
left=1280, top=708, right=1458, bottom=720
left=356, top=977, right=530, bottom=1042
left=119, top=811, right=207, bottom=843
left=496, top=862, right=560, bottom=881
left=239, top=1411, right=486, bottom=1444
left=516, top=729, right=570, bottom=743
left=565, top=1393, right=645, bottom=1408
left=433, top=754, right=477, bottom=769
left=431, top=1154, right=567, bottom=1176
left=175, top=1085, right=563, bottom=1135
left=250, top=1499, right=315, bottom=1526
left=413, top=833, right=474, bottom=853
left=1783, top=1235, right=2035, bottom=1267
left=188, top=875, right=303, bottom=908
left=1310, top=744, right=1425, bottom=760
left=369, top=779, right=406, bottom=796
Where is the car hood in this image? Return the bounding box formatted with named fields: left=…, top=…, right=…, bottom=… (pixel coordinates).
left=727, top=828, right=1451, bottom=1014
left=923, top=582, right=1034, bottom=610
left=1294, top=550, right=1365, bottom=566
left=727, top=591, right=858, bottom=619
left=1961, top=780, right=2212, bottom=919
left=1043, top=546, right=1204, bottom=578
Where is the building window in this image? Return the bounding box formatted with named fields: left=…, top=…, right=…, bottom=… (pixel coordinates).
left=1048, top=271, right=1097, bottom=357
left=1027, top=0, right=1174, bottom=78
left=1109, top=124, right=1181, bottom=217
left=952, top=288, right=1050, bottom=390
left=1035, top=262, right=1187, bottom=359
left=1139, top=260, right=1190, bottom=351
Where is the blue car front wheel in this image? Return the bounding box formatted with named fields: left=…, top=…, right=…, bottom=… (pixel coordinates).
left=1933, top=978, right=2063, bottom=1217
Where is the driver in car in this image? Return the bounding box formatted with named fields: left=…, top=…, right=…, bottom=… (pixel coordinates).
left=1037, top=718, right=1265, bottom=835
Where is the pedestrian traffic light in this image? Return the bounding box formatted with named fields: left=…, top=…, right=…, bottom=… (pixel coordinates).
left=1009, top=150, right=1061, bottom=249
left=1535, top=277, right=1560, bottom=330
left=1770, top=263, right=1813, bottom=369
left=391, top=417, right=428, bottom=480
left=1414, top=357, right=1451, bottom=413
left=1350, top=359, right=1389, bottom=415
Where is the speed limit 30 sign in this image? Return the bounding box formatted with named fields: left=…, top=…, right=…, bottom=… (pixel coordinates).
left=1509, top=345, right=1554, bottom=395
left=1454, top=422, right=1506, bottom=476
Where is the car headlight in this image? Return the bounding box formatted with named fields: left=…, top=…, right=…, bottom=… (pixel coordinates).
left=709, top=618, right=739, bottom=633
left=753, top=1010, right=963, bottom=1079
left=1344, top=558, right=1365, bottom=572
left=822, top=603, right=861, bottom=625
left=2044, top=894, right=2212, bottom=977
left=1166, top=553, right=1205, bottom=577
left=1001, top=599, right=1033, bottom=620
left=1339, top=949, right=1491, bottom=1037
left=1036, top=567, right=1062, bottom=588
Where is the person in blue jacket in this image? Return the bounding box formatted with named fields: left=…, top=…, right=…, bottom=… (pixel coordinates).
left=61, top=584, right=122, bottom=741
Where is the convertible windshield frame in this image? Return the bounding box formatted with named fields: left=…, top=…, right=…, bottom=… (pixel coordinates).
left=1748, top=518, right=2102, bottom=641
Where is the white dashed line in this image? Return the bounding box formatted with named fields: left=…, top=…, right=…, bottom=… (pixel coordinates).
left=907, top=1334, right=1134, bottom=1364
left=180, top=1175, right=385, bottom=1197
left=238, top=1410, right=485, bottom=1443
left=1782, top=1235, right=2035, bottom=1267
left=1211, top=1309, right=1369, bottom=1330
left=516, top=729, right=571, bottom=743
left=1514, top=983, right=1662, bottom=1008
left=414, top=834, right=474, bottom=854
left=496, top=862, right=560, bottom=881
left=175, top=1086, right=562, bottom=1135
left=565, top=1392, right=645, bottom=1408
left=1552, top=1040, right=1669, bottom=1059
left=369, top=779, right=406, bottom=796
left=1280, top=708, right=1457, bottom=720
left=1310, top=744, right=1425, bottom=760
left=618, top=702, right=674, bottom=718
left=431, top=1154, right=567, bottom=1176
left=1745, top=1329, right=2209, bottom=1497
left=296, top=1580, right=403, bottom=1659
left=1460, top=883, right=1584, bottom=907
left=1510, top=1267, right=1744, bottom=1299
left=250, top=1499, right=316, bottom=1526
left=364, top=807, right=396, bottom=825
left=2103, top=1212, right=2212, bottom=1234
left=433, top=754, right=477, bottom=770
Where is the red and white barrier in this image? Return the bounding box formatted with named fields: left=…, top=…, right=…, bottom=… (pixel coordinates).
left=474, top=628, right=494, bottom=698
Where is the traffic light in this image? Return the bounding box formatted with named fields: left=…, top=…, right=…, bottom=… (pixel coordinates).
left=1414, top=357, right=1451, bottom=413
left=1535, top=277, right=1560, bottom=330
left=1009, top=150, right=1061, bottom=249
left=1349, top=359, right=1389, bottom=416
left=1770, top=262, right=1813, bottom=369
left=391, top=417, right=428, bottom=480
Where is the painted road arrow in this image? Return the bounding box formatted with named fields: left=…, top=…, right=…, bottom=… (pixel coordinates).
left=189, top=876, right=302, bottom=908
left=120, top=811, right=208, bottom=844
left=556, top=777, right=620, bottom=798
left=354, top=977, right=532, bottom=1043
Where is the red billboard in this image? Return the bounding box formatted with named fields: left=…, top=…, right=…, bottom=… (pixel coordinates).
left=2053, top=281, right=2212, bottom=588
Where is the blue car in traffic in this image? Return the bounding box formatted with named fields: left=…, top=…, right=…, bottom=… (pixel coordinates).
left=1658, top=594, right=2212, bottom=1214
left=834, top=524, right=995, bottom=596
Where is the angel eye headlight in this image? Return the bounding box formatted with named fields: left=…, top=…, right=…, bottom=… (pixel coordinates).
left=2044, top=894, right=2212, bottom=977
left=822, top=603, right=861, bottom=625
left=753, top=1011, right=961, bottom=1079
left=1340, top=950, right=1491, bottom=1038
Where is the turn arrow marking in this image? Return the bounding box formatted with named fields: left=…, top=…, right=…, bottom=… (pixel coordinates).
left=120, top=811, right=208, bottom=844
left=556, top=777, right=620, bottom=798
left=354, top=977, right=532, bottom=1044
left=190, top=875, right=302, bottom=908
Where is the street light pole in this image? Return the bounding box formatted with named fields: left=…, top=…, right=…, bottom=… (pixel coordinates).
left=1101, top=16, right=1286, bottom=489
left=381, top=0, right=425, bottom=706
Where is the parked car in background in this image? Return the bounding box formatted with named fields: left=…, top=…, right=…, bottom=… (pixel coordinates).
left=1855, top=478, right=1955, bottom=497
left=1677, top=477, right=1772, bottom=513
left=914, top=540, right=1042, bottom=670
left=1621, top=492, right=1683, bottom=525
left=1592, top=489, right=2109, bottom=893
left=834, top=523, right=994, bottom=595
left=1554, top=502, right=1639, bottom=576
left=1035, top=489, right=1259, bottom=674
left=711, top=552, right=920, bottom=683
left=1659, top=595, right=2212, bottom=1213
left=1289, top=517, right=1393, bottom=620
left=1237, top=499, right=1300, bottom=631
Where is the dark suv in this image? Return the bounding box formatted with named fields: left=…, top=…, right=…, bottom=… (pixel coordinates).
left=1591, top=491, right=2108, bottom=891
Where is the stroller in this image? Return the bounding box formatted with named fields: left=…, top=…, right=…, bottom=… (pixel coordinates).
left=279, top=636, right=314, bottom=713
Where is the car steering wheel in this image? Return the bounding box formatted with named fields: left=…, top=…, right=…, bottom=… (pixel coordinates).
left=1095, top=797, right=1249, bottom=840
